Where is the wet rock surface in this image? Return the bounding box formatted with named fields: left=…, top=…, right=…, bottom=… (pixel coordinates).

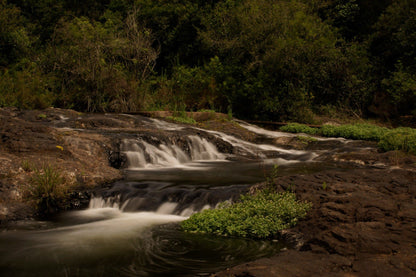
left=215, top=167, right=416, bottom=277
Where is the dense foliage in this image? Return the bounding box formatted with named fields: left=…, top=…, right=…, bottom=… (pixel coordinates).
left=181, top=190, right=311, bottom=239
left=0, top=0, right=415, bottom=120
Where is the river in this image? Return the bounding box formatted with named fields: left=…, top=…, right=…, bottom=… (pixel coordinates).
left=0, top=118, right=353, bottom=276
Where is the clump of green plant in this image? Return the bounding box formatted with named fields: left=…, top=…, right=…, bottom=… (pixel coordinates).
left=379, top=128, right=416, bottom=155
left=166, top=115, right=197, bottom=124
left=280, top=123, right=319, bottom=135
left=21, top=160, right=33, bottom=172
left=181, top=190, right=311, bottom=239
left=29, top=164, right=66, bottom=214
left=320, top=124, right=388, bottom=141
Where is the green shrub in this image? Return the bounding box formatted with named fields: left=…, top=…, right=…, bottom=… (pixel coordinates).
left=379, top=128, right=416, bottom=154
left=29, top=164, right=66, bottom=214
left=280, top=123, right=319, bottom=135
left=181, top=190, right=311, bottom=239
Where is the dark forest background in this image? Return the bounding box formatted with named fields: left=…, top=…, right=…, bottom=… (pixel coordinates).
left=1, top=0, right=415, bottom=122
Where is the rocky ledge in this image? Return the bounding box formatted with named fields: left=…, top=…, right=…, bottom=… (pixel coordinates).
left=215, top=167, right=416, bottom=276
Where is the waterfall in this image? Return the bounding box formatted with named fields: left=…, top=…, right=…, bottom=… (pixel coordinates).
left=121, top=136, right=225, bottom=169
left=188, top=135, right=224, bottom=160
left=87, top=195, right=218, bottom=217
left=88, top=180, right=249, bottom=218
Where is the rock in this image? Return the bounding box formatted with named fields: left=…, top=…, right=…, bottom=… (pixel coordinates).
left=215, top=167, right=416, bottom=276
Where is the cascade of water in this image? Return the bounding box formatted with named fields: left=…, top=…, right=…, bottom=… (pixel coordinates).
left=188, top=135, right=225, bottom=160
left=195, top=127, right=317, bottom=162
left=88, top=194, right=216, bottom=216
left=87, top=181, right=248, bottom=217
left=89, top=196, right=120, bottom=209
left=121, top=136, right=225, bottom=169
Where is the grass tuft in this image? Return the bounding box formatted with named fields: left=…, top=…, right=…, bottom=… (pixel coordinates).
left=29, top=163, right=66, bottom=214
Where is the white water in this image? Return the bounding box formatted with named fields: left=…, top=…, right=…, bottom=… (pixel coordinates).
left=194, top=126, right=318, bottom=162
left=88, top=194, right=215, bottom=217
left=145, top=117, right=186, bottom=131
left=121, top=122, right=318, bottom=170
left=237, top=121, right=297, bottom=138
left=121, top=135, right=225, bottom=169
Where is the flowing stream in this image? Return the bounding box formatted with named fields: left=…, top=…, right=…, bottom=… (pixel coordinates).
left=0, top=117, right=355, bottom=276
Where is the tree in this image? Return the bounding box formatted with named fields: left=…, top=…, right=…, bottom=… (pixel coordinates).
left=0, top=0, right=33, bottom=67
left=133, top=0, right=207, bottom=72
left=199, top=0, right=370, bottom=121
left=370, top=0, right=416, bottom=116
left=44, top=11, right=158, bottom=112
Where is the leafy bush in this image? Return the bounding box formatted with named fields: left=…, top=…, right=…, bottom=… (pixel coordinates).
left=181, top=190, right=311, bottom=239
left=280, top=123, right=319, bottom=135
left=29, top=164, right=66, bottom=214
left=379, top=128, right=416, bottom=155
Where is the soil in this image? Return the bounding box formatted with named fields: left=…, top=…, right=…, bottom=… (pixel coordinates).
left=1, top=108, right=415, bottom=276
